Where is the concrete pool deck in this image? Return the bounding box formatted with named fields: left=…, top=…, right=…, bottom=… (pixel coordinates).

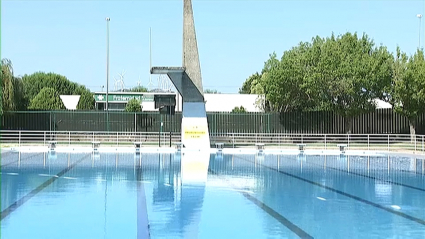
left=1, top=144, right=425, bottom=159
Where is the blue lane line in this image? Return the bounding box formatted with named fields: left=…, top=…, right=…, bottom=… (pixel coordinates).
left=237, top=156, right=425, bottom=227
left=302, top=158, right=425, bottom=193
left=1, top=152, right=44, bottom=167
left=209, top=168, right=314, bottom=239
left=137, top=164, right=150, bottom=239
left=0, top=154, right=89, bottom=221
left=401, top=169, right=425, bottom=176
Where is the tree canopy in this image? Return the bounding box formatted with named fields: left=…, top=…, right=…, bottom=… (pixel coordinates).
left=390, top=48, right=425, bottom=138
left=22, top=72, right=78, bottom=100
left=239, top=73, right=260, bottom=94
left=241, top=32, right=395, bottom=133
left=125, top=98, right=142, bottom=112
left=74, top=85, right=95, bottom=110
left=204, top=89, right=220, bottom=94
left=17, top=70, right=94, bottom=110
left=1, top=59, right=16, bottom=112
left=28, top=87, right=66, bottom=110
left=131, top=86, right=148, bottom=92
left=231, top=106, right=246, bottom=113
left=1, top=59, right=27, bottom=113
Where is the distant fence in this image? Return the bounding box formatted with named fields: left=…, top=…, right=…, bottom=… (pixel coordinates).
left=1, top=109, right=424, bottom=134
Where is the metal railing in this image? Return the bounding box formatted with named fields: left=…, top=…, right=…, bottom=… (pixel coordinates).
left=3, top=109, right=425, bottom=135
left=0, top=130, right=181, bottom=148
left=210, top=133, right=425, bottom=153
left=1, top=130, right=424, bottom=154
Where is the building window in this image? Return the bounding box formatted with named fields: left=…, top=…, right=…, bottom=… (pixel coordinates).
left=96, top=102, right=126, bottom=111
left=108, top=103, right=126, bottom=111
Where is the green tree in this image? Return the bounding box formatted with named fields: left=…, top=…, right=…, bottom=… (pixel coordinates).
left=22, top=71, right=94, bottom=110
left=231, top=106, right=246, bottom=113
left=125, top=98, right=142, bottom=112
left=251, top=53, right=279, bottom=96
left=259, top=32, right=393, bottom=133
left=238, top=53, right=280, bottom=111
left=250, top=53, right=281, bottom=112
left=1, top=59, right=16, bottom=112
left=251, top=73, right=268, bottom=111
left=0, top=84, right=2, bottom=115
left=0, top=59, right=28, bottom=112
left=131, top=86, right=148, bottom=92
left=316, top=33, right=393, bottom=133
left=239, top=72, right=261, bottom=94
left=74, top=85, right=94, bottom=110
left=390, top=48, right=425, bottom=140
left=12, top=77, right=28, bottom=110
left=204, top=89, right=220, bottom=94
left=22, top=72, right=78, bottom=101
left=28, top=87, right=66, bottom=110
left=263, top=42, right=317, bottom=112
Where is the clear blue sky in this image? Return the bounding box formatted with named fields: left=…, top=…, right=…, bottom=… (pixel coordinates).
left=2, top=0, right=425, bottom=94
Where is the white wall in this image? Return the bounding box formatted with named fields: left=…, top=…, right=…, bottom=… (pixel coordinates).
left=141, top=101, right=156, bottom=111
left=60, top=95, right=80, bottom=110
left=373, top=99, right=392, bottom=109
left=141, top=94, right=391, bottom=112
left=204, top=94, right=263, bottom=112
left=141, top=93, right=263, bottom=112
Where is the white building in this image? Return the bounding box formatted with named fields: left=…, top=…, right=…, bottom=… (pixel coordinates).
left=86, top=92, right=391, bottom=112
left=92, top=92, right=264, bottom=112
left=204, top=94, right=263, bottom=112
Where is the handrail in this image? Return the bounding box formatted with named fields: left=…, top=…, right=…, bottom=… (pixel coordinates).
left=0, top=130, right=424, bottom=154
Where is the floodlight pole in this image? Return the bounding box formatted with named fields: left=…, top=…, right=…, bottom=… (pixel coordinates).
left=106, top=17, right=110, bottom=111
left=106, top=17, right=111, bottom=131
left=418, top=14, right=423, bottom=48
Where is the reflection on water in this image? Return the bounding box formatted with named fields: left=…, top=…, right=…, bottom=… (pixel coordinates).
left=48, top=150, right=57, bottom=160
left=180, top=151, right=209, bottom=238
left=92, top=151, right=100, bottom=160
left=181, top=151, right=209, bottom=185
left=2, top=152, right=425, bottom=238
left=146, top=150, right=209, bottom=238
left=375, top=182, right=393, bottom=204
left=208, top=154, right=425, bottom=238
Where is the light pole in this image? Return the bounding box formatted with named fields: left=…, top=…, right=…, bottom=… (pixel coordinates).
left=418, top=14, right=423, bottom=48
left=106, top=17, right=110, bottom=132
left=106, top=17, right=110, bottom=111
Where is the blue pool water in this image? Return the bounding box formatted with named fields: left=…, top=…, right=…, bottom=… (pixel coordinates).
left=1, top=150, right=425, bottom=238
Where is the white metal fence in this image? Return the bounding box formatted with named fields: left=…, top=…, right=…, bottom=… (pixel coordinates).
left=1, top=130, right=424, bottom=154
left=0, top=130, right=180, bottom=148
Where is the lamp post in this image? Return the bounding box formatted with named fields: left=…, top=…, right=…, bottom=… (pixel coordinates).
left=106, top=17, right=111, bottom=132
left=418, top=14, right=423, bottom=48
left=106, top=17, right=110, bottom=110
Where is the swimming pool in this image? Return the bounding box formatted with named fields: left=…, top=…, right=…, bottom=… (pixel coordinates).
left=1, top=149, right=425, bottom=238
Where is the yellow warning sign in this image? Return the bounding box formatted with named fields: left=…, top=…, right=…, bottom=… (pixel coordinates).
left=184, top=126, right=208, bottom=139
